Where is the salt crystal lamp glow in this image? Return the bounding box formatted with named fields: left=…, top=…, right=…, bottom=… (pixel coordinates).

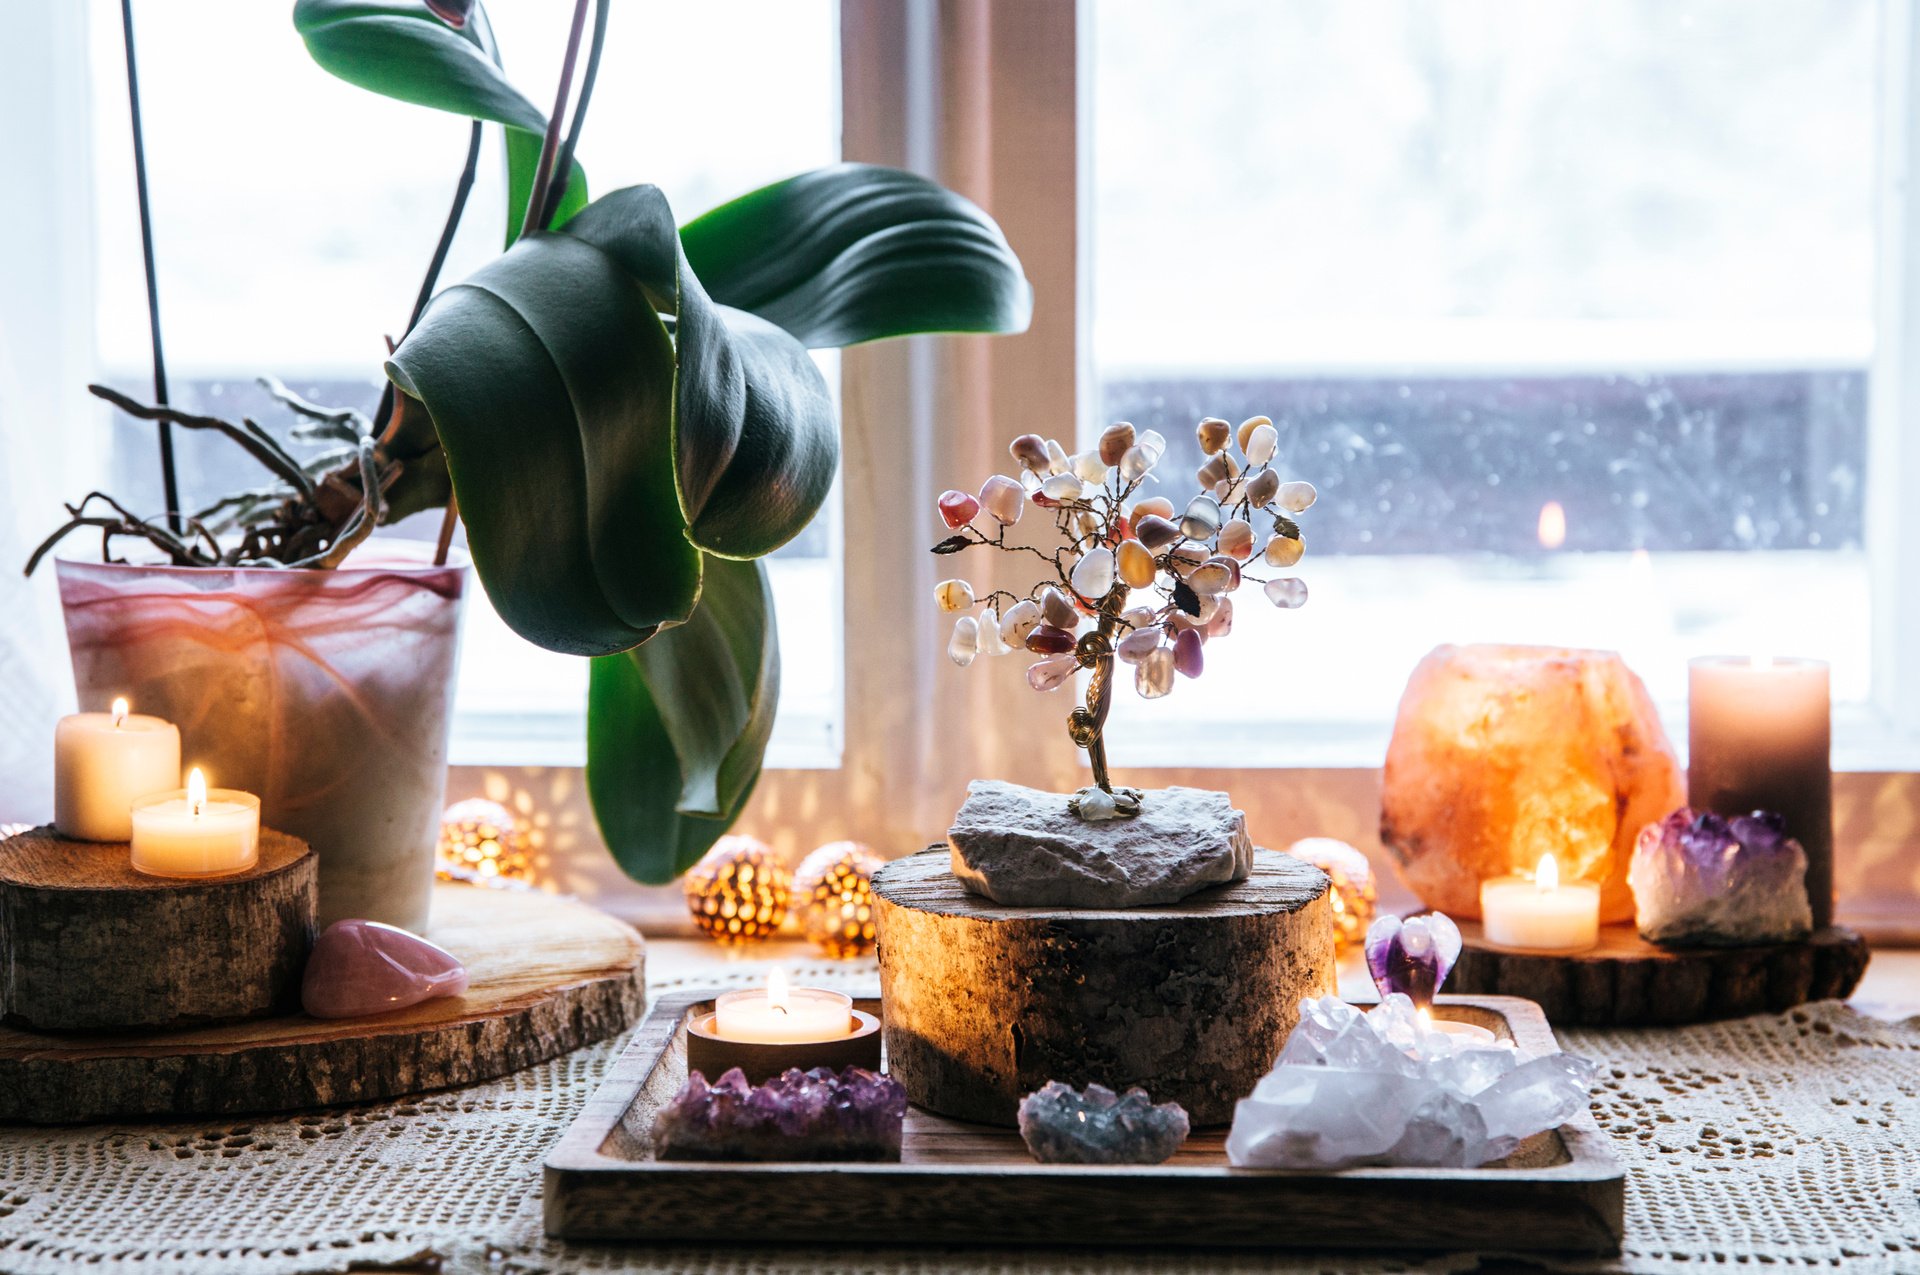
left=1380, top=644, right=1683, bottom=924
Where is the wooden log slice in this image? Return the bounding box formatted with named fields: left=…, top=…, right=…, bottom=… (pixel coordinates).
left=0, top=824, right=316, bottom=1032
left=873, top=846, right=1334, bottom=1129
left=1447, top=921, right=1870, bottom=1026
left=0, top=883, right=644, bottom=1123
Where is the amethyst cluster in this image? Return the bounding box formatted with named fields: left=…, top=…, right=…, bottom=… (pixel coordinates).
left=1365, top=912, right=1462, bottom=1007
left=1016, top=1081, right=1190, bottom=1164
left=1628, top=808, right=1811, bottom=947
left=652, top=1065, right=908, bottom=1162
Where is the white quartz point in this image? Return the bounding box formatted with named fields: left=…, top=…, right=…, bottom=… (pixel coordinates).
left=1277, top=480, right=1318, bottom=513
left=1136, top=645, right=1175, bottom=698
left=1265, top=577, right=1308, bottom=609
left=1180, top=495, right=1222, bottom=540
left=1117, top=625, right=1162, bottom=664
left=1245, top=422, right=1278, bottom=467
left=948, top=616, right=980, bottom=666
left=1042, top=472, right=1085, bottom=502
left=1073, top=786, right=1119, bottom=821
left=978, top=606, right=1012, bottom=656
left=1072, top=548, right=1116, bottom=599
left=1046, top=438, right=1072, bottom=475
left=934, top=579, right=975, bottom=612
left=999, top=599, right=1042, bottom=646
left=1071, top=450, right=1110, bottom=484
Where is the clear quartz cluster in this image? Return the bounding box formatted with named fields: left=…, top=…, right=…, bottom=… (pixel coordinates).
left=1017, top=1080, right=1191, bottom=1164
left=651, top=1066, right=908, bottom=1162
left=1628, top=807, right=1813, bottom=946
left=930, top=416, right=1317, bottom=699
left=1224, top=994, right=1598, bottom=1170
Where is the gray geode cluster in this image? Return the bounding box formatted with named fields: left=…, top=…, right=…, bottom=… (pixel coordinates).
left=1017, top=1081, right=1191, bottom=1164
left=948, top=780, right=1252, bottom=907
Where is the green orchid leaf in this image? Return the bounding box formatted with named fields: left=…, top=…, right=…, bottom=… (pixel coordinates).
left=558, top=185, right=838, bottom=560
left=504, top=126, right=589, bottom=246
left=679, top=162, right=1033, bottom=348
left=385, top=229, right=696, bottom=655
left=587, top=555, right=779, bottom=884
left=293, top=0, right=544, bottom=132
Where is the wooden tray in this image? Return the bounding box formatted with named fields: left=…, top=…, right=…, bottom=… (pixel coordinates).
left=0, top=882, right=644, bottom=1123
left=544, top=989, right=1625, bottom=1253
left=1449, top=921, right=1870, bottom=1026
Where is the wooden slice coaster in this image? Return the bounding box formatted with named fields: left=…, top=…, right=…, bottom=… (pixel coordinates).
left=873, top=845, right=1335, bottom=1128
left=0, top=882, right=644, bottom=1123
left=1447, top=921, right=1869, bottom=1026
left=0, top=824, right=315, bottom=1032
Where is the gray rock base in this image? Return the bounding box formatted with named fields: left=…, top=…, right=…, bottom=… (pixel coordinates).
left=948, top=780, right=1252, bottom=907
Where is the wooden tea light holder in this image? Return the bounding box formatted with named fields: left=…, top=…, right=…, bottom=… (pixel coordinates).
left=685, top=978, right=882, bottom=1084
left=0, top=823, right=315, bottom=1032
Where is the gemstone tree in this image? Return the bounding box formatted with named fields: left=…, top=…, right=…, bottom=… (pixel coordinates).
left=931, top=416, right=1317, bottom=816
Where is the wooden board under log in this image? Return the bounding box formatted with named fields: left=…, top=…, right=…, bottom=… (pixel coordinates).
left=1448, top=921, right=1869, bottom=1026
left=0, top=883, right=645, bottom=1123
left=873, top=846, right=1335, bottom=1128
left=0, top=824, right=316, bottom=1032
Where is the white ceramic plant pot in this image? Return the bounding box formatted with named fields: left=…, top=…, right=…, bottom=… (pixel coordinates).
left=56, top=540, right=467, bottom=932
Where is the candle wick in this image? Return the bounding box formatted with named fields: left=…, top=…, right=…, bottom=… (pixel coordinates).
left=771, top=1004, right=788, bottom=1015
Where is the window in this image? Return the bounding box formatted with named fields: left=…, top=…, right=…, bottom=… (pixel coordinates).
left=1090, top=0, right=1876, bottom=764
left=89, top=0, right=843, bottom=765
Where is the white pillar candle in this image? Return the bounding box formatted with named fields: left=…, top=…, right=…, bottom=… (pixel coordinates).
left=1688, top=655, right=1831, bottom=927
left=54, top=698, right=181, bottom=842
left=1479, top=853, right=1600, bottom=952
left=129, top=768, right=260, bottom=878
left=713, top=968, right=853, bottom=1042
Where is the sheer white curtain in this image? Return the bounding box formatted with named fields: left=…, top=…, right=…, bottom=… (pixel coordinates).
left=0, top=0, right=98, bottom=822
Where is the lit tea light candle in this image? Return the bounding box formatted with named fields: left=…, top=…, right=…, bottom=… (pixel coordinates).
left=1416, top=1007, right=1498, bottom=1046
left=129, top=768, right=260, bottom=878
left=1688, top=654, right=1831, bottom=926
left=1479, top=853, right=1600, bottom=952
left=713, top=968, right=854, bottom=1042
left=54, top=698, right=181, bottom=842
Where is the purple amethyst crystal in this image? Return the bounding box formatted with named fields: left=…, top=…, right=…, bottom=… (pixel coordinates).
left=1628, top=807, right=1811, bottom=947
left=651, top=1065, right=908, bottom=1162
left=1365, top=912, right=1462, bottom=1007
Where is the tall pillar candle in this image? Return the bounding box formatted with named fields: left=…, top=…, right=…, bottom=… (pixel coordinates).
left=54, top=698, right=181, bottom=841
left=1687, top=656, right=1831, bottom=927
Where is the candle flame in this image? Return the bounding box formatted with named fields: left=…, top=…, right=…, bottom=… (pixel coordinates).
left=1417, top=1007, right=1433, bottom=1034
left=188, top=767, right=206, bottom=818
left=1536, top=853, right=1559, bottom=893
left=767, top=966, right=790, bottom=1014
left=111, top=698, right=129, bottom=727
left=1752, top=653, right=1774, bottom=671
left=1537, top=501, right=1567, bottom=550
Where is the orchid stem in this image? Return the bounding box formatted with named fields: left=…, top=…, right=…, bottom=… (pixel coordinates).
left=519, top=0, right=591, bottom=243
left=119, top=0, right=181, bottom=534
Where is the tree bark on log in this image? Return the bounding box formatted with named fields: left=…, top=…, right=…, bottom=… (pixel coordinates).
left=1447, top=921, right=1869, bottom=1025
left=874, top=846, right=1334, bottom=1128
left=0, top=825, right=315, bottom=1031
left=0, top=883, right=644, bottom=1122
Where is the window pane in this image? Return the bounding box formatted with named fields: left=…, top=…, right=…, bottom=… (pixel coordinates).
left=1091, top=0, right=1875, bottom=762
left=91, top=0, right=842, bottom=764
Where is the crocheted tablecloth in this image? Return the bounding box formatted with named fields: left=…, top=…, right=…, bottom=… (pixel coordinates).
left=1, top=958, right=1916, bottom=1275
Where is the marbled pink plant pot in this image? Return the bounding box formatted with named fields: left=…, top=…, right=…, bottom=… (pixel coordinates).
left=57, top=540, right=467, bottom=932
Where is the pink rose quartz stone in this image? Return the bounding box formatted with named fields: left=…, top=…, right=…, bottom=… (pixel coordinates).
left=1380, top=644, right=1684, bottom=925
left=301, top=919, right=470, bottom=1019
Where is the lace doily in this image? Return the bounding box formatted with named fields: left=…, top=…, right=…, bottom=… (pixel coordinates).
left=0, top=960, right=1914, bottom=1275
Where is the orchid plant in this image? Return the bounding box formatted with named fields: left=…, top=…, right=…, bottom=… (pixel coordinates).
left=31, top=0, right=1032, bottom=882
left=930, top=416, right=1316, bottom=818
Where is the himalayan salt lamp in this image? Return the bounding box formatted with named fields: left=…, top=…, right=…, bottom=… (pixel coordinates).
left=1380, top=644, right=1683, bottom=924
